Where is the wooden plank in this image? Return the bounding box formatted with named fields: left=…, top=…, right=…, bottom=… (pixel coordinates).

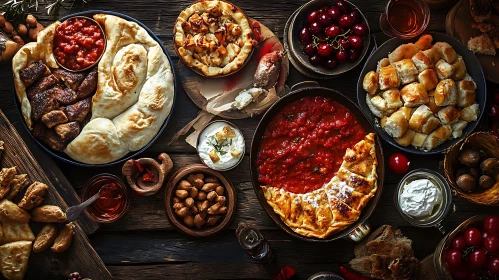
left=0, top=110, right=112, bottom=280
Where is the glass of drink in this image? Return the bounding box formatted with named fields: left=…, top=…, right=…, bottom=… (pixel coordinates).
left=379, top=0, right=430, bottom=39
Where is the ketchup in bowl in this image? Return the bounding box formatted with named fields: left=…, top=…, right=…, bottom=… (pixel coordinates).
left=82, top=174, right=129, bottom=223
left=54, top=16, right=106, bottom=71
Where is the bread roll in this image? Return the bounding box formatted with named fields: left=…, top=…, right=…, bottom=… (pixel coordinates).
left=451, top=56, right=467, bottom=80
left=422, top=47, right=441, bottom=65
left=433, top=42, right=457, bottom=63
left=382, top=110, right=408, bottom=138
left=422, top=125, right=452, bottom=151
left=395, top=129, right=416, bottom=147
left=418, top=69, right=438, bottom=91
left=393, top=59, right=418, bottom=85
left=412, top=51, right=433, bottom=72
left=459, top=103, right=480, bottom=122
left=435, top=79, right=457, bottom=106
left=427, top=96, right=439, bottom=113
left=370, top=95, right=386, bottom=112
left=457, top=80, right=476, bottom=108
left=379, top=65, right=400, bottom=90
left=415, top=34, right=433, bottom=51
left=409, top=105, right=440, bottom=134
left=398, top=106, right=414, bottom=120
left=376, top=58, right=390, bottom=73
left=382, top=89, right=403, bottom=110
left=366, top=94, right=384, bottom=118
left=388, top=43, right=419, bottom=64
left=411, top=132, right=428, bottom=148
left=437, top=106, right=460, bottom=125
left=435, top=59, right=455, bottom=80
left=451, top=120, right=468, bottom=138
left=400, top=82, right=429, bottom=107
left=363, top=71, right=378, bottom=95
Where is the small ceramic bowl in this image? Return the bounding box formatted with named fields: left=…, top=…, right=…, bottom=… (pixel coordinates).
left=196, top=120, right=245, bottom=171
left=394, top=169, right=453, bottom=233
left=164, top=164, right=236, bottom=237
left=53, top=16, right=107, bottom=72
left=288, top=0, right=370, bottom=76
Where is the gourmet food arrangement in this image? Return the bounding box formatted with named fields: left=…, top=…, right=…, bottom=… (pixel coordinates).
left=363, top=34, right=480, bottom=151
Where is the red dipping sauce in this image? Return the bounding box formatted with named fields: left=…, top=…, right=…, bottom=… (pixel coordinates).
left=54, top=16, right=105, bottom=71
left=256, top=96, right=366, bottom=194
left=82, top=174, right=130, bottom=223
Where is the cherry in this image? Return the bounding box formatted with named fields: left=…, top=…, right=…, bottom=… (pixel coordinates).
left=299, top=27, right=312, bottom=45
left=319, top=5, right=330, bottom=13
left=322, top=58, right=338, bottom=69
left=349, top=9, right=361, bottom=24
left=336, top=50, right=348, bottom=62
left=308, top=10, right=320, bottom=25
left=348, top=35, right=363, bottom=49
left=339, top=14, right=354, bottom=28
left=309, top=54, right=322, bottom=65
left=325, top=25, right=340, bottom=38
left=318, top=43, right=333, bottom=57
left=349, top=48, right=360, bottom=61
left=327, top=7, right=341, bottom=21
left=336, top=0, right=350, bottom=13
left=309, top=22, right=323, bottom=35
left=303, top=43, right=316, bottom=56
left=319, top=13, right=333, bottom=26
left=353, top=24, right=368, bottom=36
left=339, top=38, right=350, bottom=50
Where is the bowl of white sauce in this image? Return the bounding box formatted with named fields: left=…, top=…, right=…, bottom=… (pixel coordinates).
left=395, top=169, right=453, bottom=234
left=197, top=121, right=245, bottom=171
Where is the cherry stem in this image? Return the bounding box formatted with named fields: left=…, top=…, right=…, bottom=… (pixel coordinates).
left=311, top=29, right=351, bottom=51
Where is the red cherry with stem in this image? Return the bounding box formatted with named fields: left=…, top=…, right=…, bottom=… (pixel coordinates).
left=489, top=257, right=499, bottom=275
left=327, top=7, right=341, bottom=21
left=339, top=38, right=350, bottom=50
left=318, top=13, right=333, bottom=26
left=348, top=35, right=363, bottom=49
left=353, top=23, right=368, bottom=36
left=484, top=235, right=499, bottom=255
left=336, top=0, right=350, bottom=13
left=303, top=43, right=316, bottom=56
left=468, top=248, right=489, bottom=270
left=318, top=43, right=333, bottom=57
left=322, top=58, right=338, bottom=69
left=349, top=48, right=360, bottom=61
left=309, top=22, right=323, bottom=35
left=308, top=10, right=320, bottom=25
left=309, top=54, right=322, bottom=65
left=349, top=9, right=361, bottom=24
left=336, top=50, right=348, bottom=62
left=299, top=27, right=312, bottom=45
left=339, top=14, right=354, bottom=28
left=325, top=25, right=340, bottom=38
left=451, top=235, right=467, bottom=251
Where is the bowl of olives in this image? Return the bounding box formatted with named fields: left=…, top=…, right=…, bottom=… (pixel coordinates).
left=444, top=132, right=499, bottom=206
left=288, top=0, right=370, bottom=76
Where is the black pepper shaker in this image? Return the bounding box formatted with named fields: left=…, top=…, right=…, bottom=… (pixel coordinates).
left=236, top=222, right=274, bottom=263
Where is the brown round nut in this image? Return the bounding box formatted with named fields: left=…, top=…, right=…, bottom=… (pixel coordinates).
left=187, top=174, right=204, bottom=188
left=194, top=214, right=205, bottom=228
left=456, top=174, right=477, bottom=193
left=185, top=197, right=195, bottom=208
left=196, top=191, right=207, bottom=201
left=196, top=200, right=209, bottom=213
left=481, top=158, right=499, bottom=177
left=190, top=206, right=199, bottom=215
left=2, top=21, right=14, bottom=34
left=188, top=187, right=198, bottom=198
left=175, top=190, right=188, bottom=199
left=183, top=215, right=194, bottom=227
left=17, top=24, right=27, bottom=36
left=173, top=202, right=185, bottom=210
left=206, top=215, right=221, bottom=226
left=176, top=207, right=190, bottom=218
left=469, top=167, right=480, bottom=178
left=177, top=180, right=192, bottom=190
left=215, top=196, right=226, bottom=205
left=26, top=15, right=37, bottom=28
left=207, top=191, right=218, bottom=201
left=173, top=197, right=181, bottom=204
left=28, top=23, right=44, bottom=41
left=459, top=149, right=482, bottom=167
left=215, top=186, right=224, bottom=196
left=12, top=35, right=24, bottom=45
left=479, top=175, right=495, bottom=190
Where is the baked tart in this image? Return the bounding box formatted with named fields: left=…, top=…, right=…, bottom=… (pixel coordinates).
left=174, top=0, right=255, bottom=77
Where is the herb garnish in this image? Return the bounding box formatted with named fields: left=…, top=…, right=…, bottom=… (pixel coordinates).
left=207, top=136, right=232, bottom=156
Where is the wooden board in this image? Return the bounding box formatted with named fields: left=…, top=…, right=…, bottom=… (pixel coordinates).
left=0, top=110, right=112, bottom=279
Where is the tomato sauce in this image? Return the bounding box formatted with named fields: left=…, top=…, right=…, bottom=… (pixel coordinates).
left=256, top=96, right=365, bottom=194
left=54, top=17, right=105, bottom=70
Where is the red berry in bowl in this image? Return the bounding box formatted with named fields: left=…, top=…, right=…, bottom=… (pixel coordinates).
left=490, top=257, right=499, bottom=275
left=318, top=43, right=333, bottom=57
left=318, top=13, right=333, bottom=26
left=322, top=58, right=338, bottom=69
left=349, top=9, right=361, bottom=24
left=303, top=43, right=316, bottom=56
left=349, top=48, right=360, bottom=61
left=353, top=23, right=368, bottom=36
left=308, top=10, right=320, bottom=25
left=348, top=35, right=363, bottom=49
left=309, top=22, right=323, bottom=35
left=467, top=272, right=480, bottom=280
left=327, top=7, right=341, bottom=21
left=468, top=248, right=489, bottom=270
left=464, top=227, right=483, bottom=246
left=338, top=38, right=350, bottom=50
left=336, top=50, right=348, bottom=62
left=484, top=235, right=499, bottom=255
left=325, top=25, right=340, bottom=38
left=309, top=54, right=322, bottom=65
left=339, top=14, right=353, bottom=28
left=336, top=0, right=350, bottom=13
left=484, top=215, right=499, bottom=235
left=299, top=27, right=312, bottom=45
left=451, top=235, right=467, bottom=251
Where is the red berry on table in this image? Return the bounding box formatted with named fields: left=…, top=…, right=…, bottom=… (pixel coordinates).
left=325, top=25, right=340, bottom=38
left=490, top=257, right=499, bottom=275
left=348, top=9, right=361, bottom=24
left=322, top=58, right=338, bottom=69
left=348, top=35, right=363, bottom=49
left=348, top=48, right=360, bottom=61
left=308, top=10, right=320, bottom=25
left=327, top=7, right=341, bottom=21
left=309, top=54, right=322, bottom=65
left=484, top=235, right=499, bottom=255
left=468, top=248, right=489, bottom=270
left=318, top=13, right=333, bottom=26
left=464, top=227, right=483, bottom=246
left=338, top=14, right=354, bottom=28
left=353, top=23, right=368, bottom=36
left=309, top=22, right=322, bottom=35
left=338, top=38, right=350, bottom=50
left=299, top=27, right=312, bottom=44
left=388, top=153, right=410, bottom=174
left=303, top=43, right=316, bottom=56
left=446, top=249, right=464, bottom=268
left=336, top=0, right=350, bottom=13
left=317, top=43, right=333, bottom=57
left=336, top=50, right=348, bottom=62
left=484, top=215, right=499, bottom=235
left=451, top=235, right=467, bottom=251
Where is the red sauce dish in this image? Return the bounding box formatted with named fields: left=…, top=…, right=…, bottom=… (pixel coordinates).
left=256, top=96, right=366, bottom=194
left=82, top=174, right=130, bottom=223
left=53, top=16, right=106, bottom=71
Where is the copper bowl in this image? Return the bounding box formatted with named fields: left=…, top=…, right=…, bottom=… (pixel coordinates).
left=444, top=132, right=499, bottom=206
left=164, top=164, right=236, bottom=237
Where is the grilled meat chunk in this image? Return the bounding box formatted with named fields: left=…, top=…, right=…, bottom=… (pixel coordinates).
left=53, top=87, right=78, bottom=105
left=41, top=110, right=68, bottom=128
left=54, top=122, right=80, bottom=142
left=77, top=68, right=98, bottom=99
left=19, top=60, right=49, bottom=87
left=26, top=74, right=60, bottom=100
left=32, top=122, right=66, bottom=151
left=65, top=98, right=91, bottom=122
left=31, top=90, right=59, bottom=120
left=52, top=69, right=85, bottom=91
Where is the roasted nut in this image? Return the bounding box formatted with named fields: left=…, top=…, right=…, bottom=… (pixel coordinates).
left=459, top=149, right=482, bottom=167
left=188, top=187, right=198, bottom=198
left=456, top=174, right=477, bottom=193
left=196, top=191, right=207, bottom=201
left=173, top=202, right=185, bottom=210
left=176, top=207, right=190, bottom=218
left=173, top=197, right=181, bottom=204
left=28, top=23, right=44, bottom=41
left=207, top=191, right=218, bottom=201
left=194, top=214, right=205, bottom=228
left=177, top=180, right=192, bottom=190
left=32, top=205, right=66, bottom=223
left=0, top=199, right=30, bottom=223
left=190, top=206, right=199, bottom=215
left=469, top=167, right=480, bottom=178
left=33, top=224, right=57, bottom=253
left=2, top=21, right=13, bottom=34
left=205, top=176, right=219, bottom=184
left=215, top=186, right=224, bottom=196
left=17, top=24, right=27, bottom=36
left=481, top=158, right=499, bottom=178
left=12, top=35, right=24, bottom=45
left=18, top=182, right=48, bottom=210
left=201, top=183, right=218, bottom=192
left=206, top=215, right=222, bottom=226
left=26, top=15, right=37, bottom=28
left=196, top=200, right=209, bottom=213
left=207, top=203, right=222, bottom=215
left=185, top=197, right=195, bottom=208
left=187, top=174, right=204, bottom=188
left=215, top=196, right=226, bottom=205
left=175, top=190, right=188, bottom=199
left=455, top=167, right=467, bottom=178
left=183, top=215, right=194, bottom=227
left=218, top=206, right=227, bottom=214
left=479, top=175, right=495, bottom=190
left=51, top=222, right=75, bottom=253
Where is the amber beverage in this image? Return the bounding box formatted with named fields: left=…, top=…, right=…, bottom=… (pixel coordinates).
left=379, top=0, right=430, bottom=39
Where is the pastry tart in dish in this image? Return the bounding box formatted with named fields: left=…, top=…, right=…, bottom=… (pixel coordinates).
left=174, top=0, right=255, bottom=77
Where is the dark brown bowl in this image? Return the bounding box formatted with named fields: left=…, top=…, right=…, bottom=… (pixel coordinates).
left=249, top=84, right=385, bottom=242
left=164, top=164, right=236, bottom=237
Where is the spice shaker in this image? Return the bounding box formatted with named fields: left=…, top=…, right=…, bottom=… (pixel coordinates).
left=236, top=222, right=273, bottom=263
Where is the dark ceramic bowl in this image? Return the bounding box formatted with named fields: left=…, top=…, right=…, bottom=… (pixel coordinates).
left=288, top=0, right=370, bottom=76
left=357, top=32, right=487, bottom=155
left=14, top=10, right=176, bottom=167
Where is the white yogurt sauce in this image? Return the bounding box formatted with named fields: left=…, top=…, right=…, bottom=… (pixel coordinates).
left=399, top=179, right=442, bottom=218
left=197, top=122, right=244, bottom=170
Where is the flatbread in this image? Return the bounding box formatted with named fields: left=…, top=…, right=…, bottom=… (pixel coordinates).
left=1, top=221, right=35, bottom=244
left=0, top=241, right=32, bottom=280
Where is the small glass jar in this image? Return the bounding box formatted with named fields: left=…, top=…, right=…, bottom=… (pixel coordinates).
left=82, top=174, right=130, bottom=223
left=394, top=169, right=453, bottom=233
left=379, top=0, right=430, bottom=39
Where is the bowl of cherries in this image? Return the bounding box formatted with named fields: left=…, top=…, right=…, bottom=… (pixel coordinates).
left=290, top=0, right=370, bottom=76
left=435, top=215, right=499, bottom=279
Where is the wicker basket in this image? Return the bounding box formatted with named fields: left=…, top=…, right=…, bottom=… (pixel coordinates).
left=443, top=132, right=499, bottom=206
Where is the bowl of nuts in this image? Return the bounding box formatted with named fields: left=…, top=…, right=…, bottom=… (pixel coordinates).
left=164, top=164, right=236, bottom=237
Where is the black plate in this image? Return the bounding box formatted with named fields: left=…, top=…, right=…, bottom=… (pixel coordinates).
left=250, top=86, right=385, bottom=242
left=14, top=10, right=176, bottom=167
left=356, top=32, right=487, bottom=155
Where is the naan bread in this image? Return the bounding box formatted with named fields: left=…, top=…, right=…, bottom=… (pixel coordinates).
left=0, top=241, right=32, bottom=280
left=1, top=221, right=35, bottom=244
left=261, top=133, right=378, bottom=239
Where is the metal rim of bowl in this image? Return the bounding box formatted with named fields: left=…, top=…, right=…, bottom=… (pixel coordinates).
left=53, top=16, right=107, bottom=73
left=13, top=10, right=177, bottom=168
left=288, top=0, right=371, bottom=76
left=196, top=120, right=245, bottom=172
left=394, top=168, right=453, bottom=228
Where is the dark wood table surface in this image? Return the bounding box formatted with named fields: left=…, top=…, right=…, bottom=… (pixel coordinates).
left=1, top=0, right=498, bottom=279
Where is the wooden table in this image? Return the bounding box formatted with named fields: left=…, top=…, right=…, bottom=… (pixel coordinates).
left=1, top=0, right=498, bottom=279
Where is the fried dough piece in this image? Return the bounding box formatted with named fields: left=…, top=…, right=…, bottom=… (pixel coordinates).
left=0, top=240, right=32, bottom=280
left=2, top=220, right=35, bottom=243
left=5, top=174, right=29, bottom=200
left=51, top=222, right=74, bottom=253
left=468, top=34, right=496, bottom=55
left=33, top=224, right=57, bottom=253
left=0, top=167, right=17, bottom=200
left=18, top=182, right=48, bottom=210
left=31, top=205, right=66, bottom=223
left=0, top=200, right=30, bottom=223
